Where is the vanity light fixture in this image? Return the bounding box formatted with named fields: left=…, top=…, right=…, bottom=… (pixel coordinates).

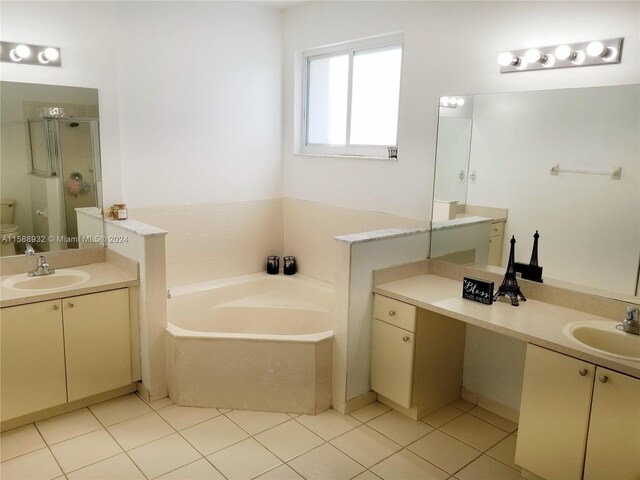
left=499, top=37, right=622, bottom=73
left=439, top=96, right=465, bottom=108
left=1, top=41, right=61, bottom=67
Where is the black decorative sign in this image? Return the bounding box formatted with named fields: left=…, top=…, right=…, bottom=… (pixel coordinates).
left=462, top=277, right=494, bottom=305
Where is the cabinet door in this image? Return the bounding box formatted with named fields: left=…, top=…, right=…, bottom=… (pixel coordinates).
left=488, top=235, right=503, bottom=267
left=515, top=344, right=594, bottom=480
left=371, top=319, right=415, bottom=408
left=63, top=289, right=131, bottom=402
left=1, top=300, right=67, bottom=420
left=584, top=367, right=640, bottom=480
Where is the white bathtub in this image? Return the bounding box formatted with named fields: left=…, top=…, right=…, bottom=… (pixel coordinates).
left=165, top=273, right=334, bottom=414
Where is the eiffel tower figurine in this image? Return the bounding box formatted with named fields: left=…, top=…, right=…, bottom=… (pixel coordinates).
left=529, top=230, right=539, bottom=268
left=493, top=236, right=527, bottom=306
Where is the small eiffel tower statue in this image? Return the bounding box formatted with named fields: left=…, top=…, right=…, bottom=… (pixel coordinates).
left=493, top=236, right=527, bottom=306
left=529, top=230, right=540, bottom=268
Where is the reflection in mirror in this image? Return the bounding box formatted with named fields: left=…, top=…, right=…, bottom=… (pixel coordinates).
left=430, top=85, right=640, bottom=297
left=0, top=82, right=104, bottom=256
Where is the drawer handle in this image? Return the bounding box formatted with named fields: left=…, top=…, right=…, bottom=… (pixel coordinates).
left=53, top=304, right=59, bottom=311
left=388, top=310, right=396, bottom=317
left=402, top=336, right=410, bottom=342
left=579, top=369, right=588, bottom=376
left=599, top=375, right=609, bottom=384
left=67, top=303, right=74, bottom=309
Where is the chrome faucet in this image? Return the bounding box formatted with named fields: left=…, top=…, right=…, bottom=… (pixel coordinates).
left=24, top=243, right=35, bottom=255
left=619, top=306, right=640, bottom=335
left=28, top=255, right=55, bottom=277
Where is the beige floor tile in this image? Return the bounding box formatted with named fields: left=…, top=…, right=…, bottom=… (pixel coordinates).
left=421, top=405, right=465, bottom=428
left=0, top=447, right=62, bottom=480
left=486, top=435, right=518, bottom=470
left=225, top=409, right=290, bottom=435
left=127, top=433, right=201, bottom=479
left=107, top=412, right=174, bottom=451
left=66, top=453, right=145, bottom=479
left=370, top=449, right=449, bottom=480
left=287, top=413, right=301, bottom=418
left=219, top=408, right=233, bottom=414
left=36, top=408, right=103, bottom=446
left=89, top=394, right=152, bottom=427
left=468, top=407, right=518, bottom=433
left=157, top=458, right=225, bottom=479
left=156, top=404, right=221, bottom=431
left=49, top=429, right=122, bottom=473
left=256, top=464, right=303, bottom=479
left=254, top=420, right=324, bottom=461
left=449, top=398, right=475, bottom=412
left=296, top=409, right=361, bottom=440
left=456, top=455, right=521, bottom=480
left=207, top=438, right=282, bottom=479
left=349, top=402, right=390, bottom=423
left=408, top=430, right=481, bottom=474
left=330, top=425, right=400, bottom=468
left=0, top=424, right=46, bottom=462
left=367, top=410, right=434, bottom=446
left=289, top=443, right=365, bottom=480
left=440, top=414, right=509, bottom=451
left=352, top=470, right=382, bottom=479
left=181, top=415, right=249, bottom=456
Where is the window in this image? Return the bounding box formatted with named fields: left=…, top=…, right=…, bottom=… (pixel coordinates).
left=302, top=36, right=403, bottom=158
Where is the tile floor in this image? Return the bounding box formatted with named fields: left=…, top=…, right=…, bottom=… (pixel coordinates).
left=1, top=393, right=520, bottom=480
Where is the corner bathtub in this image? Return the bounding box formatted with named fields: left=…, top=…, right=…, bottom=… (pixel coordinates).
left=166, top=273, right=333, bottom=414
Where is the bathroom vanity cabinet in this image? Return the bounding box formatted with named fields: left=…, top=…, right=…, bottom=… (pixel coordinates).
left=1, top=288, right=132, bottom=422
left=515, top=344, right=640, bottom=480
left=371, top=294, right=466, bottom=419
left=487, top=220, right=505, bottom=267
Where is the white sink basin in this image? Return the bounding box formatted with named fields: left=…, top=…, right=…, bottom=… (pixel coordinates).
left=2, top=270, right=91, bottom=292
left=564, top=321, right=640, bottom=361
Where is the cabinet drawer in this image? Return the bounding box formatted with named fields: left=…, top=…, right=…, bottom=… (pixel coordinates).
left=490, top=221, right=504, bottom=237
left=374, top=295, right=417, bottom=332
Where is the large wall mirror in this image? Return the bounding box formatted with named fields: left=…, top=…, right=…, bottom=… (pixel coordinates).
left=430, top=84, right=640, bottom=298
left=1, top=81, right=104, bottom=256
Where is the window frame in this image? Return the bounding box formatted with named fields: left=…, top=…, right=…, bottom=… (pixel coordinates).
left=301, top=34, right=404, bottom=159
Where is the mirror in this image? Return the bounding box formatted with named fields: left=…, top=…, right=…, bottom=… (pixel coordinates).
left=1, top=81, right=104, bottom=256
left=431, top=85, right=640, bottom=297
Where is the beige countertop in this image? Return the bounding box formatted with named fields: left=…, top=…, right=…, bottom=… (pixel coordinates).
left=0, top=262, right=139, bottom=308
left=374, top=274, right=640, bottom=379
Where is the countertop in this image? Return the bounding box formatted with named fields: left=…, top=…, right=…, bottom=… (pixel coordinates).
left=0, top=262, right=139, bottom=308
left=374, top=274, right=640, bottom=379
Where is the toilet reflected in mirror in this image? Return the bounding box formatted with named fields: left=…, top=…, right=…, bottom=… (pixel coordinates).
left=0, top=200, right=20, bottom=256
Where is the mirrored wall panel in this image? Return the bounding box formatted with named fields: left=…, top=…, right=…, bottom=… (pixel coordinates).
left=430, top=85, right=640, bottom=297
left=1, top=81, right=104, bottom=256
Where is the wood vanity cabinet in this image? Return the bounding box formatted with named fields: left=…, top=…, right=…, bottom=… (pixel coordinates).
left=0, top=288, right=132, bottom=422
left=371, top=294, right=466, bottom=419
left=515, top=344, right=640, bottom=480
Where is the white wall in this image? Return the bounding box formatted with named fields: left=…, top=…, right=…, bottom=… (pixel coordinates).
left=283, top=1, right=640, bottom=220
left=113, top=2, right=283, bottom=207
left=467, top=86, right=639, bottom=295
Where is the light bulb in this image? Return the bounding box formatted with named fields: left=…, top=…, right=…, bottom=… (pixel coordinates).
left=448, top=97, right=457, bottom=106
left=498, top=51, right=518, bottom=67
left=586, top=41, right=606, bottom=57
left=38, top=47, right=59, bottom=63
left=9, top=44, right=31, bottom=62
left=555, top=45, right=573, bottom=61
left=524, top=48, right=547, bottom=64
left=456, top=98, right=465, bottom=106
left=440, top=97, right=449, bottom=107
